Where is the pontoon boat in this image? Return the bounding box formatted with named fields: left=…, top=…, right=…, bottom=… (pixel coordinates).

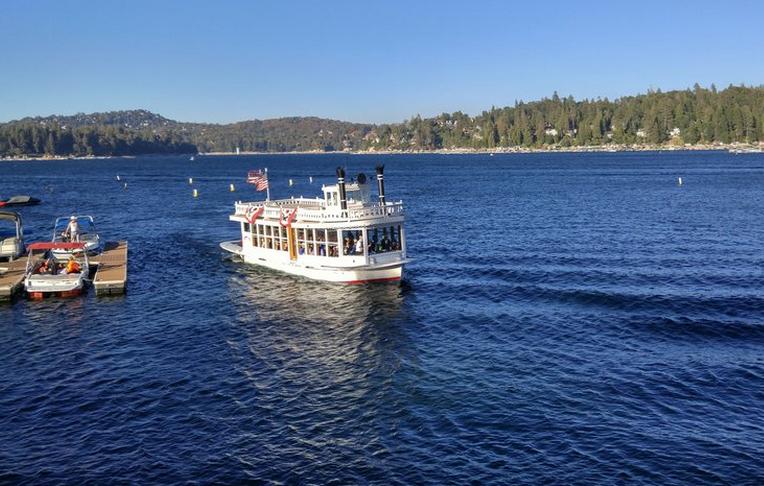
left=0, top=211, right=24, bottom=261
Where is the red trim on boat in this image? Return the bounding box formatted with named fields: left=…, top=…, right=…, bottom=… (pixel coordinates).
left=28, top=289, right=82, bottom=299
left=345, top=276, right=401, bottom=285
left=59, top=289, right=82, bottom=298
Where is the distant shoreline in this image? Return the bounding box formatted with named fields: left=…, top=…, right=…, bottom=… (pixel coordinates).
left=2, top=142, right=762, bottom=162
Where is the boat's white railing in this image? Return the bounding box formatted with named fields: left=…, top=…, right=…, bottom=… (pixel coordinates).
left=234, top=199, right=404, bottom=222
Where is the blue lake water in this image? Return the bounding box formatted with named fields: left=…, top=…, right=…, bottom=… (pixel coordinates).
left=1, top=151, right=763, bottom=484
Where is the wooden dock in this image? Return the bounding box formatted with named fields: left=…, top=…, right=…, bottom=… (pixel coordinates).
left=0, top=257, right=32, bottom=301
left=93, top=241, right=128, bottom=295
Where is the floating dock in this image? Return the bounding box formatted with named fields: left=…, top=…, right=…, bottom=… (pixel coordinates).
left=0, top=257, right=35, bottom=301
left=0, top=241, right=127, bottom=301
left=92, top=241, right=128, bottom=295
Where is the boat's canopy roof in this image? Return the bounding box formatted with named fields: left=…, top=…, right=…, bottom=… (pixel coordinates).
left=28, top=242, right=86, bottom=250
left=0, top=211, right=21, bottom=222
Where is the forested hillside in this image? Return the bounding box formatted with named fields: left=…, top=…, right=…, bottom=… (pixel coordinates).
left=1, top=84, right=762, bottom=157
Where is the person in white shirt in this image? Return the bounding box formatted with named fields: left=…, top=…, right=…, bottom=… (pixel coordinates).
left=63, top=216, right=79, bottom=242
left=354, top=235, right=364, bottom=255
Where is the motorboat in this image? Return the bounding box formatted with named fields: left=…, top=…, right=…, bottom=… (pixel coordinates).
left=24, top=242, right=90, bottom=299
left=221, top=165, right=409, bottom=283
left=51, top=215, right=103, bottom=258
left=0, top=195, right=41, bottom=207
left=0, top=211, right=24, bottom=261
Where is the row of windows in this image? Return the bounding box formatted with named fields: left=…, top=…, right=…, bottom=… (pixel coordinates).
left=342, top=225, right=402, bottom=255
left=243, top=223, right=402, bottom=257
left=245, top=222, right=289, bottom=252
left=296, top=228, right=339, bottom=257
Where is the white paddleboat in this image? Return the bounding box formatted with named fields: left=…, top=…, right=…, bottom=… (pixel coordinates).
left=221, top=165, right=409, bottom=283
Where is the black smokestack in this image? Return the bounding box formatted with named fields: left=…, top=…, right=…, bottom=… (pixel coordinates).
left=375, top=164, right=385, bottom=206
left=336, top=167, right=347, bottom=211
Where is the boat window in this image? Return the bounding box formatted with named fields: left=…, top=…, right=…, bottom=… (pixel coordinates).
left=323, top=229, right=337, bottom=257
left=295, top=227, right=330, bottom=256
left=251, top=223, right=260, bottom=247
left=276, top=226, right=281, bottom=251
left=296, top=228, right=307, bottom=255
left=258, top=224, right=273, bottom=249
left=244, top=222, right=251, bottom=233
left=368, top=225, right=402, bottom=254
left=341, top=230, right=364, bottom=256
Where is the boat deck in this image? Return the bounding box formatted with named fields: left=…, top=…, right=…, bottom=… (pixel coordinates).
left=93, top=241, right=128, bottom=295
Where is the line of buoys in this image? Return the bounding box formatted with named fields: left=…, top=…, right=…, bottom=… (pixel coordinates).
left=189, top=177, right=194, bottom=184
left=677, top=177, right=683, bottom=186
left=309, top=176, right=313, bottom=184
left=123, top=182, right=128, bottom=190
left=116, top=175, right=121, bottom=181
left=193, top=188, right=199, bottom=198
left=230, top=183, right=235, bottom=192
left=289, top=179, right=294, bottom=187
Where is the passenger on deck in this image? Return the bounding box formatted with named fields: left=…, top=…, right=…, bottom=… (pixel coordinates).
left=63, top=216, right=79, bottom=242
left=37, top=259, right=50, bottom=274
left=354, top=236, right=364, bottom=255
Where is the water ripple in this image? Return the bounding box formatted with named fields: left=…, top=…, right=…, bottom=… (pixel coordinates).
left=1, top=152, right=764, bottom=484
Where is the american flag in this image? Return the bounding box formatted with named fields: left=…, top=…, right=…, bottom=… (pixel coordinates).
left=247, top=170, right=269, bottom=191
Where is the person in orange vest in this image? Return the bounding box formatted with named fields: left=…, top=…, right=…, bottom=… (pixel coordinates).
left=64, top=256, right=81, bottom=274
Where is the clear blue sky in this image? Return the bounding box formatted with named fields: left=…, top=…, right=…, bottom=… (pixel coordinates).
left=1, top=0, right=762, bottom=124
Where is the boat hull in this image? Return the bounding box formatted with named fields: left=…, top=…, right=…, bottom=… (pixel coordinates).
left=28, top=287, right=83, bottom=300
left=25, top=274, right=87, bottom=298
left=221, top=241, right=404, bottom=283
left=51, top=240, right=101, bottom=259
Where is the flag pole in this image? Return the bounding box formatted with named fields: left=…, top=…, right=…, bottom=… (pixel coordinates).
left=265, top=167, right=271, bottom=201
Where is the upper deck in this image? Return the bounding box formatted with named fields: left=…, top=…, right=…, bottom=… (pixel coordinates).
left=231, top=198, right=404, bottom=225
left=231, top=166, right=404, bottom=226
